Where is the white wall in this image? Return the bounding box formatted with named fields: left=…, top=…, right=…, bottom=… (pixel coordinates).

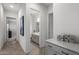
left=4, top=10, right=17, bottom=18
left=17, top=4, right=31, bottom=53
left=48, top=4, right=53, bottom=14
left=0, top=4, right=6, bottom=50
left=29, top=3, right=48, bottom=47
left=53, top=3, right=79, bottom=42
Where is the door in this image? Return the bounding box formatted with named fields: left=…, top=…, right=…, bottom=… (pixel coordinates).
left=48, top=13, right=53, bottom=39
left=6, top=17, right=17, bottom=41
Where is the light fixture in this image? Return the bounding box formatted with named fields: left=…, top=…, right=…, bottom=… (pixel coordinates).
left=9, top=5, right=14, bottom=8
left=37, top=17, right=40, bottom=22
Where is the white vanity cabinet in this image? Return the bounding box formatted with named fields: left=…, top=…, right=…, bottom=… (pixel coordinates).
left=45, top=41, right=79, bottom=55
left=45, top=43, right=61, bottom=55
left=31, top=32, right=39, bottom=45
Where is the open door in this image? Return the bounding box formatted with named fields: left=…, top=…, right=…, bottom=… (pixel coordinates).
left=48, top=13, right=53, bottom=39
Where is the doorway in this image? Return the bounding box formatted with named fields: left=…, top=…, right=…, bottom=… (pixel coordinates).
left=6, top=17, right=17, bottom=41
left=48, top=13, right=53, bottom=39
left=30, top=8, right=40, bottom=54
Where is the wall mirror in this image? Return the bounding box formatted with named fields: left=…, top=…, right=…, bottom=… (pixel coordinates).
left=30, top=8, right=40, bottom=46
left=30, top=8, right=40, bottom=34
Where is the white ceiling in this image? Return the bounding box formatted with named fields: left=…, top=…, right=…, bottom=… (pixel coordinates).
left=2, top=3, right=21, bottom=13
left=2, top=3, right=53, bottom=13
left=41, top=3, right=53, bottom=7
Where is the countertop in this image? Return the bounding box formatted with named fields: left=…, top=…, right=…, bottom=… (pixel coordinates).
left=32, top=32, right=40, bottom=36
left=46, top=39, right=79, bottom=54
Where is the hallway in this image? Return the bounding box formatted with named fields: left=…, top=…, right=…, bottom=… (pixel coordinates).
left=0, top=3, right=51, bottom=55
left=0, top=40, right=41, bottom=55
left=0, top=40, right=25, bottom=55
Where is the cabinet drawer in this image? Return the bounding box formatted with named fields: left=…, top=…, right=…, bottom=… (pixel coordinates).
left=46, top=42, right=62, bottom=52
left=45, top=42, right=79, bottom=55
left=45, top=42, right=62, bottom=55
left=60, top=48, right=78, bottom=55
left=45, top=47, right=56, bottom=55
left=45, top=47, right=61, bottom=55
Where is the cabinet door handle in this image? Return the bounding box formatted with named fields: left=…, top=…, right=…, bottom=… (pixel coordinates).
left=61, top=51, right=69, bottom=55
left=48, top=45, right=52, bottom=48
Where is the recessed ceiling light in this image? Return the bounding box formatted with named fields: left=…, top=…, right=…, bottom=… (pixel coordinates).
left=9, top=5, right=14, bottom=8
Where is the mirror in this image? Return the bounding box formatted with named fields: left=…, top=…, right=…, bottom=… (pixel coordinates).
left=30, top=8, right=40, bottom=34
left=30, top=8, right=40, bottom=46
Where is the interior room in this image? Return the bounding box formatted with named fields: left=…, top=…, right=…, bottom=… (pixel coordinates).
left=30, top=8, right=40, bottom=45
left=30, top=8, right=40, bottom=54
left=1, top=3, right=79, bottom=55
left=0, top=3, right=26, bottom=55
left=0, top=3, right=52, bottom=55
left=29, top=3, right=79, bottom=55
left=45, top=3, right=79, bottom=55
left=29, top=3, right=53, bottom=55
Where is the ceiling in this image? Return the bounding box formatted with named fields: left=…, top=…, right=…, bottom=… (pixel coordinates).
left=2, top=3, right=53, bottom=13
left=2, top=3, right=21, bottom=13
left=41, top=3, right=53, bottom=7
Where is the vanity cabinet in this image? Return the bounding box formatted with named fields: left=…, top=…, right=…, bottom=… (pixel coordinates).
left=31, top=33, right=39, bottom=45
left=45, top=42, right=79, bottom=55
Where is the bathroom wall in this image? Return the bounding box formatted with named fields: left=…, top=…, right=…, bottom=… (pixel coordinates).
left=29, top=3, right=48, bottom=47
left=30, top=13, right=39, bottom=34
left=48, top=4, right=53, bottom=14
left=0, top=4, right=6, bottom=49
left=30, top=15, right=37, bottom=34
left=53, top=3, right=79, bottom=42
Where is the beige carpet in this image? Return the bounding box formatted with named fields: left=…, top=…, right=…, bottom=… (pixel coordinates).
left=0, top=40, right=25, bottom=55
